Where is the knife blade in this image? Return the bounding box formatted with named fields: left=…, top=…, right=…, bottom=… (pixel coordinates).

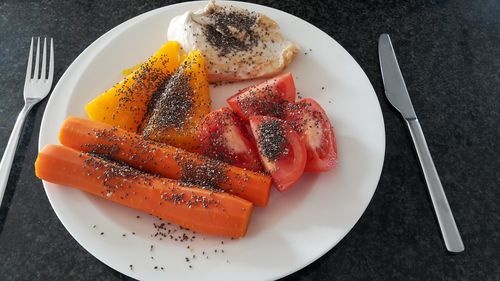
left=378, top=34, right=416, bottom=120
left=378, top=33, right=464, bottom=253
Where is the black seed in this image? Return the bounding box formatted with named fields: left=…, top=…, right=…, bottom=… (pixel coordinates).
left=257, top=119, right=288, bottom=161
left=201, top=7, right=259, bottom=56
left=142, top=73, right=195, bottom=133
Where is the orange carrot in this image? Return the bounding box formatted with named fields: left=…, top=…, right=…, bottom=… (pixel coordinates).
left=35, top=144, right=253, bottom=237
left=59, top=117, right=272, bottom=207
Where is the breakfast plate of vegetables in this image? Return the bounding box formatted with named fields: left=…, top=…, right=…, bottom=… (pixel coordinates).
left=37, top=1, right=385, bottom=280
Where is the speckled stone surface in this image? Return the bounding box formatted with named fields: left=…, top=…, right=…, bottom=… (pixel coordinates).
left=0, top=0, right=498, bottom=280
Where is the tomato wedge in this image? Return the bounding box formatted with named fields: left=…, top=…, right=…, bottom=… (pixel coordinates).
left=286, top=98, right=337, bottom=172
left=249, top=116, right=306, bottom=191
left=227, top=72, right=296, bottom=121
left=199, top=107, right=263, bottom=172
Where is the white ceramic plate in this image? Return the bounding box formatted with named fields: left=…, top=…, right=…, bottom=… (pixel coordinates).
left=39, top=1, right=385, bottom=280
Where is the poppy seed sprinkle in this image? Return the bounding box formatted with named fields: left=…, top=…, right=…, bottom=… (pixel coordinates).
left=202, top=6, right=259, bottom=56
left=257, top=119, right=288, bottom=161
left=142, top=72, right=194, bottom=133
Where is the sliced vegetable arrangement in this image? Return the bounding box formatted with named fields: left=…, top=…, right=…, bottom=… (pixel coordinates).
left=59, top=117, right=271, bottom=207
left=85, top=41, right=182, bottom=132
left=199, top=107, right=263, bottom=172
left=36, top=145, right=252, bottom=237
left=140, top=50, right=211, bottom=152
left=286, top=98, right=337, bottom=172
left=227, top=72, right=296, bottom=121
left=249, top=116, right=306, bottom=191
left=36, top=38, right=337, bottom=237
left=213, top=73, right=337, bottom=190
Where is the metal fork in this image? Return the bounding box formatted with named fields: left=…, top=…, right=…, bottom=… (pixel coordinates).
left=0, top=37, right=54, bottom=206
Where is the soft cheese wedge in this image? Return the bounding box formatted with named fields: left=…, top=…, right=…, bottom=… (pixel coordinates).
left=167, top=0, right=300, bottom=82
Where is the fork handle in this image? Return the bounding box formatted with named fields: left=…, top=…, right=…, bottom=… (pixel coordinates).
left=0, top=103, right=35, bottom=206
left=406, top=118, right=464, bottom=252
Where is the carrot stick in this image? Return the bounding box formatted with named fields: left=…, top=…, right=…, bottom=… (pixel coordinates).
left=59, top=117, right=272, bottom=207
left=35, top=144, right=253, bottom=237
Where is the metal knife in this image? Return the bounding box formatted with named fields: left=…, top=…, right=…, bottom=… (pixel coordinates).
left=378, top=33, right=464, bottom=253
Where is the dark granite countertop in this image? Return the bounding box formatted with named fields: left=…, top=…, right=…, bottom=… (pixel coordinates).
left=0, top=0, right=499, bottom=280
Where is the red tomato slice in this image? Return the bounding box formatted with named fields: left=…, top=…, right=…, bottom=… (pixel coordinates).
left=199, top=107, right=263, bottom=172
left=286, top=98, right=337, bottom=172
left=249, top=116, right=306, bottom=191
left=227, top=72, right=296, bottom=121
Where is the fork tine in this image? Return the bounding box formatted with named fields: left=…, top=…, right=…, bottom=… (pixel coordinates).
left=33, top=37, right=40, bottom=79
left=25, top=37, right=34, bottom=81
left=41, top=38, right=47, bottom=80
left=47, top=38, right=54, bottom=84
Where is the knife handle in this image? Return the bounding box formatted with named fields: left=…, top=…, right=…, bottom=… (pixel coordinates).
left=406, top=118, right=464, bottom=253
